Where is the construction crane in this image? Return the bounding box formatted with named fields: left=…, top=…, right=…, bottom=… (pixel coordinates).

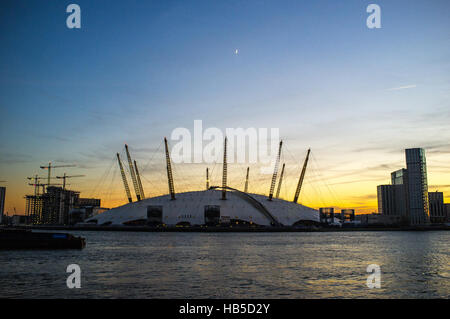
left=222, top=137, right=227, bottom=200
left=40, top=163, right=76, bottom=189
left=164, top=137, right=176, bottom=200
left=133, top=160, right=145, bottom=200
left=28, top=182, right=63, bottom=195
left=27, top=175, right=41, bottom=196
left=117, top=153, right=133, bottom=203
left=27, top=175, right=57, bottom=196
left=275, top=163, right=285, bottom=199
left=268, top=140, right=282, bottom=201
left=293, top=148, right=311, bottom=204
left=124, top=144, right=141, bottom=201
left=56, top=173, right=85, bottom=190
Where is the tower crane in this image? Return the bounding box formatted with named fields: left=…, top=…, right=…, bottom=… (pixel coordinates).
left=56, top=173, right=85, bottom=190
left=40, top=163, right=76, bottom=190
left=27, top=175, right=57, bottom=195
left=28, top=182, right=63, bottom=195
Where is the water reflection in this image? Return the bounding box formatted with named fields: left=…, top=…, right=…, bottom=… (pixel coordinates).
left=0, top=231, right=448, bottom=298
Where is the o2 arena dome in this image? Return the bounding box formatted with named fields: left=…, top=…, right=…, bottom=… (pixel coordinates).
left=85, top=139, right=319, bottom=227
left=85, top=187, right=319, bottom=227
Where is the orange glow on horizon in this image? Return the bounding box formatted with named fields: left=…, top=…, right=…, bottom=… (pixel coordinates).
left=2, top=151, right=449, bottom=216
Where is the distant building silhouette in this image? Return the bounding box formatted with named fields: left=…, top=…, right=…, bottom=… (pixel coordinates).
left=405, top=148, right=430, bottom=224
left=377, top=185, right=406, bottom=220
left=377, top=148, right=430, bottom=225
left=69, top=198, right=105, bottom=225
left=26, top=187, right=102, bottom=225
left=445, top=204, right=450, bottom=223
left=428, top=191, right=445, bottom=223
left=0, top=187, right=5, bottom=224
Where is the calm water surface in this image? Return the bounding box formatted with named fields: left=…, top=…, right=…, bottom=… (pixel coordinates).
left=0, top=231, right=449, bottom=298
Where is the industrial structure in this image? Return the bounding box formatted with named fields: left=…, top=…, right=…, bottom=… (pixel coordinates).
left=24, top=163, right=102, bottom=225
left=86, top=138, right=320, bottom=227
left=25, top=186, right=103, bottom=225
left=69, top=198, right=107, bottom=225
left=319, top=208, right=355, bottom=225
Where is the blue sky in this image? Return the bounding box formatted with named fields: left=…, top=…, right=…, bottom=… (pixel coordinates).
left=0, top=0, right=449, bottom=212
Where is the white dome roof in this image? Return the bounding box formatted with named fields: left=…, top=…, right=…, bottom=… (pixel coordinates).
left=86, top=189, right=319, bottom=226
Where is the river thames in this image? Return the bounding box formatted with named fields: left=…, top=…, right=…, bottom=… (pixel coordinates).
left=0, top=231, right=448, bottom=298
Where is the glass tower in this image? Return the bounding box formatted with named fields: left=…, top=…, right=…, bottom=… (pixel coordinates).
left=405, top=148, right=430, bottom=224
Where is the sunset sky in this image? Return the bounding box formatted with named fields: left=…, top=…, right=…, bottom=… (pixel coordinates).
left=1, top=0, right=449, bottom=215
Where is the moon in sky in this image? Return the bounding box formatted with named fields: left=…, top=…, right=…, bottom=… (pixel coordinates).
left=235, top=49, right=239, bottom=55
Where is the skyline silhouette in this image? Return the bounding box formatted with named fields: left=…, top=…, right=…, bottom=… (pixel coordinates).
left=1, top=0, right=449, bottom=213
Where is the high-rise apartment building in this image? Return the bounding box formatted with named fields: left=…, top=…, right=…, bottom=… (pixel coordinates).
left=428, top=191, right=445, bottom=223
left=377, top=148, right=430, bottom=225
left=405, top=148, right=430, bottom=225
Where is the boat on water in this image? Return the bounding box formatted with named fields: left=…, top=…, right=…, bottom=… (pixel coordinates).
left=0, top=228, right=85, bottom=250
